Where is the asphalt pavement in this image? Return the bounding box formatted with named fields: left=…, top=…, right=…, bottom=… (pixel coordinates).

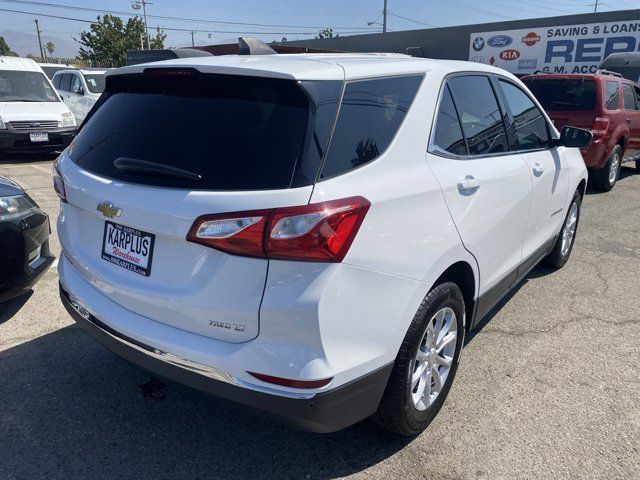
left=1, top=154, right=639, bottom=480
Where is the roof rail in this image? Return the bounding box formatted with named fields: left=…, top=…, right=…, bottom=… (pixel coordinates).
left=596, top=69, right=623, bottom=78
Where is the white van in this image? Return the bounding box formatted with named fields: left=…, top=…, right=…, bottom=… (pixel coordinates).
left=0, top=56, right=76, bottom=155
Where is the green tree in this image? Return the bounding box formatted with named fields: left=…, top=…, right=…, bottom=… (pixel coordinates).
left=316, top=28, right=336, bottom=39
left=45, top=41, right=55, bottom=56
left=77, top=14, right=166, bottom=67
left=0, top=36, right=18, bottom=56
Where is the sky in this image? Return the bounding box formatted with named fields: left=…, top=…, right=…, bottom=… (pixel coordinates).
left=0, top=0, right=638, bottom=57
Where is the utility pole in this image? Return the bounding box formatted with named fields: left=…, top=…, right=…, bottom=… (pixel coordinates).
left=191, top=31, right=195, bottom=47
left=34, top=18, right=45, bottom=60
left=593, top=0, right=599, bottom=12
left=382, top=0, right=388, bottom=34
left=140, top=33, right=145, bottom=50
left=142, top=0, right=151, bottom=49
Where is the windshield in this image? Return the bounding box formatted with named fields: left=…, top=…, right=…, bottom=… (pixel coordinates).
left=523, top=78, right=596, bottom=111
left=0, top=70, right=59, bottom=102
left=84, top=74, right=105, bottom=94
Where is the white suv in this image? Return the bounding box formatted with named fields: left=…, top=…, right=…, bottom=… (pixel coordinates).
left=55, top=54, right=589, bottom=436
left=52, top=69, right=107, bottom=124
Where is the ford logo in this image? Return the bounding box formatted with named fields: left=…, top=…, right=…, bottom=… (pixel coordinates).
left=488, top=35, right=513, bottom=47
left=30, top=122, right=41, bottom=128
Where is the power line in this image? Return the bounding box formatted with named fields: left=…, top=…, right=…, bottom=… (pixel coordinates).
left=0, top=0, right=378, bottom=31
left=0, top=7, right=375, bottom=35
left=387, top=11, right=438, bottom=28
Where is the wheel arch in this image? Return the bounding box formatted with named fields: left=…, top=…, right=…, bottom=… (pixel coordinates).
left=432, top=261, right=476, bottom=332
left=577, top=178, right=587, bottom=199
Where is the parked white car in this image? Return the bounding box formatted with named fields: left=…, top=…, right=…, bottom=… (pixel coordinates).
left=52, top=68, right=107, bottom=124
left=55, top=54, right=589, bottom=436
left=0, top=56, right=76, bottom=155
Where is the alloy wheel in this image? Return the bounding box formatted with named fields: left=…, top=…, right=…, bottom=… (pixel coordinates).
left=411, top=307, right=457, bottom=411
left=560, top=201, right=578, bottom=258
left=609, top=152, right=621, bottom=185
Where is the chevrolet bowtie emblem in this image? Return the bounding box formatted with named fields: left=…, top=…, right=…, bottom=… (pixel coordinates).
left=97, top=202, right=122, bottom=218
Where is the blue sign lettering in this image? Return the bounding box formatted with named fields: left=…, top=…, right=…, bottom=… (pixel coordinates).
left=545, top=40, right=574, bottom=62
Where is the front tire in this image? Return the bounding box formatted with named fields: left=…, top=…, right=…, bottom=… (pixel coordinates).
left=544, top=190, right=582, bottom=269
left=376, top=282, right=465, bottom=436
left=592, top=145, right=622, bottom=192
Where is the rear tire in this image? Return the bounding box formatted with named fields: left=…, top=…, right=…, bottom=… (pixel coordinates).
left=544, top=190, right=581, bottom=269
left=592, top=145, right=622, bottom=192
left=635, top=160, right=640, bottom=172
left=376, top=282, right=465, bottom=437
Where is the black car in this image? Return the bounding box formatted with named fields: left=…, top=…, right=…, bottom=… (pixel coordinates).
left=0, top=176, right=55, bottom=302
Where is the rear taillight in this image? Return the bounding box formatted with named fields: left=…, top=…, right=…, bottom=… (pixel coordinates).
left=187, top=196, right=370, bottom=262
left=591, top=116, right=610, bottom=136
left=53, top=160, right=66, bottom=202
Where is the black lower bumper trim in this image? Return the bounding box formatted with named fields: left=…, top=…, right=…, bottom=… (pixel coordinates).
left=59, top=283, right=392, bottom=433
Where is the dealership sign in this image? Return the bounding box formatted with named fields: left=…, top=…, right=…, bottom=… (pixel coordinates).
left=469, top=20, right=640, bottom=75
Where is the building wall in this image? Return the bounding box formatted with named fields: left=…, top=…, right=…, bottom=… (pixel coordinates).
left=288, top=9, right=640, bottom=61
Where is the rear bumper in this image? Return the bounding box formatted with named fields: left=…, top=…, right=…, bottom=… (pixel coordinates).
left=0, top=127, right=75, bottom=153
left=581, top=137, right=611, bottom=170
left=59, top=283, right=392, bottom=432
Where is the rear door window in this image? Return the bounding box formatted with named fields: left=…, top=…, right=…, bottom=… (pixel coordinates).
left=604, top=81, right=620, bottom=110
left=431, top=85, right=467, bottom=156
left=523, top=78, right=596, bottom=111
left=319, top=75, right=423, bottom=179
left=448, top=75, right=509, bottom=155
left=622, top=83, right=637, bottom=110
left=499, top=80, right=550, bottom=151
left=71, top=73, right=324, bottom=191
left=53, top=74, right=61, bottom=89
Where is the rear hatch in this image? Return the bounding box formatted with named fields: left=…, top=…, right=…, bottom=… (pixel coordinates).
left=58, top=68, right=342, bottom=343
left=522, top=76, right=597, bottom=129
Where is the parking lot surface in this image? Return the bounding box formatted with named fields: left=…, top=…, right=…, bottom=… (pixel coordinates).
left=1, top=154, right=639, bottom=480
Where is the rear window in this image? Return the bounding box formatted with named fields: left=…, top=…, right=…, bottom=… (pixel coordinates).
left=523, top=78, right=596, bottom=111
left=319, top=75, right=423, bottom=179
left=70, top=72, right=341, bottom=190
left=0, top=70, right=58, bottom=102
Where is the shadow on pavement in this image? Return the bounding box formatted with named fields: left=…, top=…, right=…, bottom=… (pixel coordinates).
left=465, top=264, right=554, bottom=346
left=0, top=290, right=33, bottom=326
left=0, top=325, right=410, bottom=479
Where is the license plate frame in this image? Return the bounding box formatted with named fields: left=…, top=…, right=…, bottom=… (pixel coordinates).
left=29, top=132, right=49, bottom=143
left=101, top=221, right=155, bottom=277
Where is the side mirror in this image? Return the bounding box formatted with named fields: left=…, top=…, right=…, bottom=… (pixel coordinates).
left=559, top=126, right=592, bottom=148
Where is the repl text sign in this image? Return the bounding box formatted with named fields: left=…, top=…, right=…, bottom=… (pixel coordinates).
left=469, top=20, right=640, bottom=75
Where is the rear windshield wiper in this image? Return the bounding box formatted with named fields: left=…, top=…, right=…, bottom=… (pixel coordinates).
left=113, top=157, right=202, bottom=181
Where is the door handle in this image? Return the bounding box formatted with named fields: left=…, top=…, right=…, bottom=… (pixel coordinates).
left=457, top=176, right=481, bottom=194
left=532, top=163, right=545, bottom=177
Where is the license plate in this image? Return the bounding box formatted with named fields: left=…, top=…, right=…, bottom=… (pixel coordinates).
left=101, top=221, right=155, bottom=277
left=29, top=132, right=49, bottom=142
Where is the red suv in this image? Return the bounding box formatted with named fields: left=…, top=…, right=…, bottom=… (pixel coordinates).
left=523, top=72, right=640, bottom=191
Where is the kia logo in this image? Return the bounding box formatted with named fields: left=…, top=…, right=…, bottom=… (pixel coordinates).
left=488, top=35, right=513, bottom=47
left=499, top=49, right=521, bottom=61
left=522, top=32, right=541, bottom=47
